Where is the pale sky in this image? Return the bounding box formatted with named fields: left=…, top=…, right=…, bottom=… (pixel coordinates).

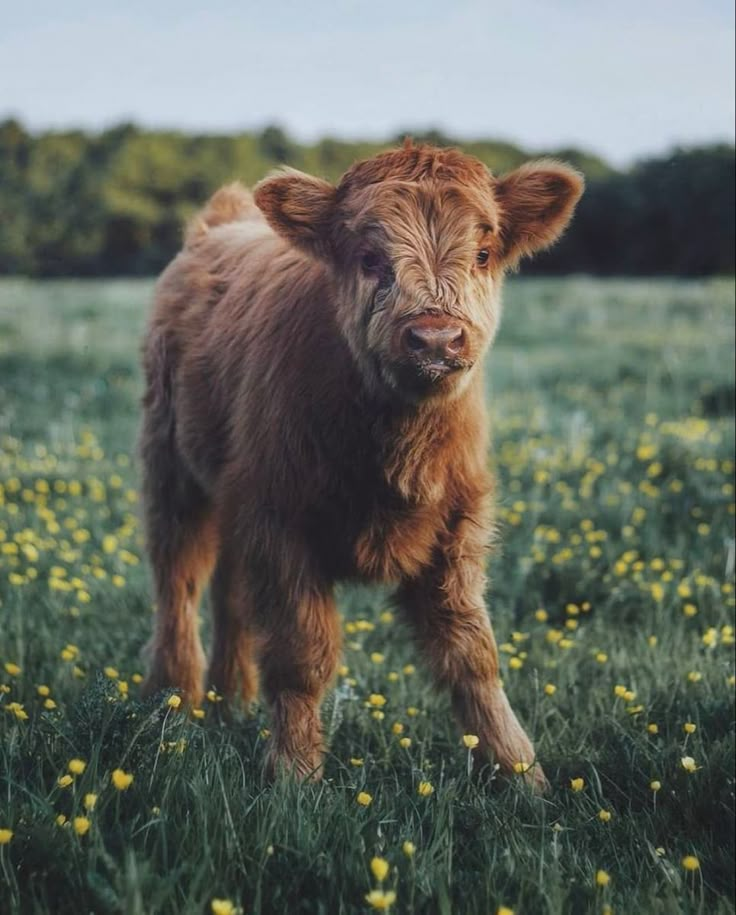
left=2, top=0, right=734, bottom=165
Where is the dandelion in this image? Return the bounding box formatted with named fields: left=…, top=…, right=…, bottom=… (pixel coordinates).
left=570, top=777, right=585, bottom=792
left=370, top=857, right=390, bottom=882
left=513, top=762, right=531, bottom=775
left=417, top=781, right=434, bottom=797
left=57, top=775, right=73, bottom=788
left=368, top=693, right=386, bottom=708
left=544, top=683, right=557, bottom=696
left=37, top=685, right=50, bottom=697
left=681, top=855, right=700, bottom=871
left=399, top=738, right=412, bottom=749
left=650, top=780, right=662, bottom=792
left=211, top=900, right=236, bottom=915
left=683, top=603, right=698, bottom=618
left=595, top=870, right=611, bottom=887
left=68, top=758, right=86, bottom=775
left=683, top=722, right=696, bottom=734
left=111, top=768, right=134, bottom=790
left=365, top=889, right=396, bottom=910
left=598, top=809, right=612, bottom=822
left=55, top=815, right=67, bottom=827
left=0, top=829, right=13, bottom=844
left=647, top=723, right=659, bottom=734
left=73, top=816, right=91, bottom=836
left=462, top=734, right=479, bottom=749
left=406, top=706, right=419, bottom=717
left=83, top=793, right=98, bottom=811
left=391, top=722, right=404, bottom=735
left=402, top=840, right=415, bottom=857
left=497, top=908, right=515, bottom=915
left=4, top=663, right=21, bottom=677
left=192, top=708, right=205, bottom=719
left=681, top=756, right=699, bottom=773
left=370, top=652, right=385, bottom=665
left=103, top=666, right=119, bottom=679
left=402, top=664, right=416, bottom=675
left=167, top=694, right=182, bottom=710
left=6, top=702, right=28, bottom=720
left=595, top=652, right=608, bottom=663
left=356, top=791, right=373, bottom=807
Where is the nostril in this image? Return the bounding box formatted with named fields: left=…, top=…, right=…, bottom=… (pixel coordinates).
left=445, top=328, right=465, bottom=354
left=404, top=327, right=429, bottom=353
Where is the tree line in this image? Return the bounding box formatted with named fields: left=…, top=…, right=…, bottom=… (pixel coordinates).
left=0, top=120, right=733, bottom=277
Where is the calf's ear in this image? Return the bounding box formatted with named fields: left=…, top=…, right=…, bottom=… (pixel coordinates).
left=254, top=168, right=336, bottom=259
left=494, top=160, right=584, bottom=268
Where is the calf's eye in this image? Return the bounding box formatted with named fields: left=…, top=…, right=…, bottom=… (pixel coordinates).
left=476, top=249, right=489, bottom=267
left=361, top=251, right=382, bottom=273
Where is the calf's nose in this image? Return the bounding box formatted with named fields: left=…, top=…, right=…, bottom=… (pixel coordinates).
left=402, top=323, right=465, bottom=361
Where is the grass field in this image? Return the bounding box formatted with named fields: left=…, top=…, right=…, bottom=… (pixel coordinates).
left=0, top=276, right=734, bottom=915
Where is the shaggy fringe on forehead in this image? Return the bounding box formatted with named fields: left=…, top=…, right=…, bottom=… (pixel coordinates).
left=336, top=143, right=492, bottom=197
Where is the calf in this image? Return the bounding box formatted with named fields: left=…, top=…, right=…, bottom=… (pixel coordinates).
left=140, top=143, right=583, bottom=789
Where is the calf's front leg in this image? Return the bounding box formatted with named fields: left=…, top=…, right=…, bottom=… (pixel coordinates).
left=397, top=508, right=548, bottom=792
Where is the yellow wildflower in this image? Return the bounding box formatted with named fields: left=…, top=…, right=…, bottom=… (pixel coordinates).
left=356, top=791, right=373, bottom=807
left=598, top=809, right=612, bottom=822
left=0, top=829, right=13, bottom=844
left=111, top=768, right=134, bottom=790
left=681, top=855, right=700, bottom=871
left=167, top=694, right=182, bottom=709
left=211, top=901, right=236, bottom=915
left=570, top=777, right=585, bottom=792
left=83, top=793, right=98, bottom=810
left=57, top=775, right=73, bottom=788
left=402, top=840, right=415, bottom=857
left=681, top=756, right=699, bottom=773
left=370, top=857, right=390, bottom=882
left=417, top=781, right=434, bottom=797
left=365, top=889, right=396, bottom=910
left=68, top=758, right=86, bottom=775
left=73, top=816, right=91, bottom=836
left=462, top=734, right=479, bottom=749
left=595, top=869, right=611, bottom=887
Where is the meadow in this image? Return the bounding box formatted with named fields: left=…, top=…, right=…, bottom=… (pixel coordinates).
left=0, top=276, right=734, bottom=915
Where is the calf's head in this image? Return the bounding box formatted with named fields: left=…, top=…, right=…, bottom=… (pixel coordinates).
left=255, top=145, right=583, bottom=401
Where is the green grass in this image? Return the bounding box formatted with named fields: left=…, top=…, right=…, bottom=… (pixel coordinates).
left=0, top=276, right=734, bottom=915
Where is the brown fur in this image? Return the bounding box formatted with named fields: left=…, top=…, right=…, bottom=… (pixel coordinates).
left=139, top=143, right=583, bottom=787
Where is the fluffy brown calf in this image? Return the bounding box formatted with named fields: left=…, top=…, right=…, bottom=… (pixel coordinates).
left=140, top=143, right=583, bottom=789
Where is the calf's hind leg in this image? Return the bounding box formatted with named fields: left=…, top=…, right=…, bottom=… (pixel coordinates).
left=139, top=391, right=218, bottom=706
left=207, top=556, right=259, bottom=707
